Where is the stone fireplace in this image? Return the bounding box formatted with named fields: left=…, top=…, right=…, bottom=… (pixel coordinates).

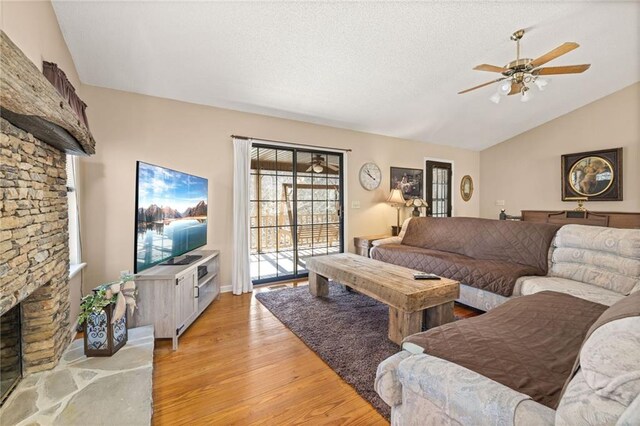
left=0, top=117, right=72, bottom=400
left=0, top=304, right=21, bottom=402
left=0, top=29, right=98, bottom=413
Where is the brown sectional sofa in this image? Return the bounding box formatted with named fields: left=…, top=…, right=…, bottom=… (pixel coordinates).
left=373, top=219, right=640, bottom=425
left=372, top=217, right=640, bottom=311
left=371, top=217, right=559, bottom=303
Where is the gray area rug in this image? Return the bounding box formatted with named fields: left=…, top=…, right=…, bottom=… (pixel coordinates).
left=256, top=283, right=399, bottom=419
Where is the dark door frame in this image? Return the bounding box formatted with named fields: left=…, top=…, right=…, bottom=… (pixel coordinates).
left=425, top=160, right=453, bottom=217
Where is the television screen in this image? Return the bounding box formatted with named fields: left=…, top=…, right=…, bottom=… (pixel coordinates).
left=135, top=162, right=208, bottom=273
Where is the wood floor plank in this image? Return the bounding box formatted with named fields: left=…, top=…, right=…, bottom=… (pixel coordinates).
left=152, top=289, right=388, bottom=425
left=152, top=282, right=480, bottom=425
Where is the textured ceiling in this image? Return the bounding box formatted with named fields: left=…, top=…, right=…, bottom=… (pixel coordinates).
left=52, top=1, right=639, bottom=150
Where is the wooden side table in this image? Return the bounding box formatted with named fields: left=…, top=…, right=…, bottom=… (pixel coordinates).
left=353, top=234, right=391, bottom=257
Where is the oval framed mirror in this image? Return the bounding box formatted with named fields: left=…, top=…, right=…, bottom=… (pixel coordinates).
left=460, top=175, right=473, bottom=202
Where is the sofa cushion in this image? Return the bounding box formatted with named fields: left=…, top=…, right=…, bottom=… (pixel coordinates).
left=396, top=354, right=532, bottom=425
left=371, top=243, right=539, bottom=297
left=581, top=317, right=640, bottom=405
left=550, top=225, right=640, bottom=295
left=458, top=283, right=510, bottom=311
left=554, top=224, right=640, bottom=258
left=398, top=217, right=412, bottom=238
left=556, top=369, right=630, bottom=426
left=557, top=312, right=640, bottom=425
left=562, top=291, right=640, bottom=395
left=401, top=217, right=560, bottom=273
left=402, top=291, right=607, bottom=408
left=515, top=276, right=625, bottom=306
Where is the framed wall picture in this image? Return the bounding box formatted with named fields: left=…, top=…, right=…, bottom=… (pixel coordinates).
left=561, top=148, right=623, bottom=201
left=390, top=167, right=423, bottom=200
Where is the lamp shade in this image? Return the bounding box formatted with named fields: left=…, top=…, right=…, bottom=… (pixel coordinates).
left=386, top=189, right=405, bottom=204
left=405, top=198, right=428, bottom=208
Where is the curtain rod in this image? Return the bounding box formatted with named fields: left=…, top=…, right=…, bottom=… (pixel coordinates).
left=231, top=134, right=352, bottom=153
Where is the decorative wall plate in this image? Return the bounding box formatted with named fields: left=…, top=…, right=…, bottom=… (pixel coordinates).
left=460, top=175, right=474, bottom=202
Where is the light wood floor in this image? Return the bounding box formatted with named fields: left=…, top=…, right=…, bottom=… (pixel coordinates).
left=152, top=283, right=480, bottom=425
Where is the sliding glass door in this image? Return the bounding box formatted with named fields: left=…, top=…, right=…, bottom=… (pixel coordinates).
left=250, top=144, right=343, bottom=284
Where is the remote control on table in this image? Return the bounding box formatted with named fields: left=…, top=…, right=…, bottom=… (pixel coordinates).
left=413, top=273, right=441, bottom=280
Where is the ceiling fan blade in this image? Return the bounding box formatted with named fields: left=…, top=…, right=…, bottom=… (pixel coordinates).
left=306, top=166, right=313, bottom=172
left=327, top=164, right=339, bottom=171
left=508, top=82, right=523, bottom=95
left=458, top=78, right=506, bottom=94
left=533, top=64, right=591, bottom=75
left=530, top=42, right=579, bottom=68
left=473, top=64, right=507, bottom=73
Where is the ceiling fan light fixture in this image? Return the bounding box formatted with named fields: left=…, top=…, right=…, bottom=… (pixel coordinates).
left=489, top=93, right=501, bottom=104
left=498, top=81, right=512, bottom=95
left=534, top=78, right=550, bottom=91
left=520, top=87, right=533, bottom=103
left=312, top=164, right=324, bottom=173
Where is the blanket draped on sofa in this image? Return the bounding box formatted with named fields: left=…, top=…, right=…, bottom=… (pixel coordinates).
left=403, top=291, right=607, bottom=408
left=371, top=217, right=560, bottom=296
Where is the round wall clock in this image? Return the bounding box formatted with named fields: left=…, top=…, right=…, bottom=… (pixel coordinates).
left=359, top=162, right=381, bottom=191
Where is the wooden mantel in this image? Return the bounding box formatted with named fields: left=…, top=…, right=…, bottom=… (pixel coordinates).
left=0, top=30, right=95, bottom=155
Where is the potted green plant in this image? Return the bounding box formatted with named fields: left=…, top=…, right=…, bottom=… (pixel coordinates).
left=78, top=275, right=137, bottom=357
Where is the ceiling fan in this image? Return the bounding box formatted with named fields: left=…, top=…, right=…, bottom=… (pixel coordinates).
left=458, top=29, right=590, bottom=103
left=306, top=154, right=339, bottom=173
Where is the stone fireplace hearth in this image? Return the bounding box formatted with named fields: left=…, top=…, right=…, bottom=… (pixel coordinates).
left=0, top=117, right=72, bottom=397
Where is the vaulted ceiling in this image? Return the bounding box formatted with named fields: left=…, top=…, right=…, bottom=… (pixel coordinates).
left=52, top=1, right=639, bottom=150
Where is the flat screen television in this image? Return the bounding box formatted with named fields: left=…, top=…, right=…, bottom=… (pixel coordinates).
left=134, top=161, right=208, bottom=273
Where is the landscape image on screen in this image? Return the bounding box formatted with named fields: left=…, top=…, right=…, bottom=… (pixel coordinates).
left=135, top=162, right=208, bottom=272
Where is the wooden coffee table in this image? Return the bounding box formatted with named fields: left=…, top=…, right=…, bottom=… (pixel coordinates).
left=305, top=253, right=459, bottom=345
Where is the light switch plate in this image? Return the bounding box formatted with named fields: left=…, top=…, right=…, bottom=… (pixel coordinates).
left=351, top=200, right=361, bottom=209
left=495, top=200, right=505, bottom=206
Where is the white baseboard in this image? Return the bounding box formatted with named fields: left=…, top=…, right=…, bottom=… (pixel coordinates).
left=221, top=284, right=232, bottom=293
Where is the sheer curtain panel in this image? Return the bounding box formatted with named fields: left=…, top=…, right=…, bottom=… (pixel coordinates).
left=232, top=138, right=252, bottom=295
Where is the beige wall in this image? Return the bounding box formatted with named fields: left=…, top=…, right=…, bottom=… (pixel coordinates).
left=79, top=85, right=480, bottom=290
left=0, top=0, right=80, bottom=89
left=480, top=83, right=640, bottom=219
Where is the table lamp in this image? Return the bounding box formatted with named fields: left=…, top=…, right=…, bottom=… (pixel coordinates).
left=386, top=189, right=406, bottom=230
left=565, top=196, right=588, bottom=212
left=405, top=198, right=429, bottom=217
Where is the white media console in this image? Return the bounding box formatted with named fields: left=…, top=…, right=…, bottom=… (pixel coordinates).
left=132, top=250, right=220, bottom=349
